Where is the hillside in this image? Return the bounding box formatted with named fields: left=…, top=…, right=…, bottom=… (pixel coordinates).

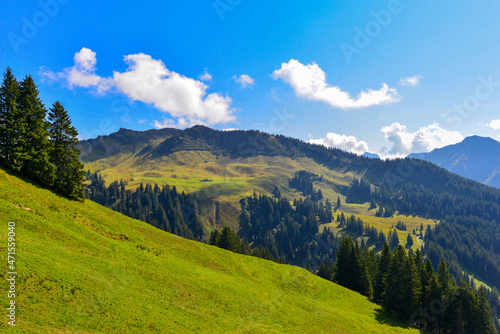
left=409, top=135, right=500, bottom=188
left=78, top=126, right=500, bottom=296
left=0, top=167, right=420, bottom=333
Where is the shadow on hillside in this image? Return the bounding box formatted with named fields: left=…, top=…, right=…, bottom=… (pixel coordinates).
left=375, top=308, right=424, bottom=333
left=0, top=160, right=69, bottom=201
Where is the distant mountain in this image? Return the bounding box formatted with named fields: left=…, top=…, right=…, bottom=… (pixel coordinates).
left=79, top=127, right=180, bottom=162
left=362, top=152, right=380, bottom=159
left=408, top=135, right=500, bottom=188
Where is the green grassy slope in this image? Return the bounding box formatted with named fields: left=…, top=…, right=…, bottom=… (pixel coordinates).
left=0, top=168, right=420, bottom=333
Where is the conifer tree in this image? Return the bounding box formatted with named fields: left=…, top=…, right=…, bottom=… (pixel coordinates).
left=406, top=233, right=414, bottom=248
left=19, top=75, right=55, bottom=186
left=478, top=287, right=497, bottom=334
left=373, top=242, right=391, bottom=304
left=48, top=101, right=85, bottom=201
left=0, top=67, right=26, bottom=170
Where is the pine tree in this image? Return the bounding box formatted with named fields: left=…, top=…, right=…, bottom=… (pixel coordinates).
left=406, top=233, right=414, bottom=248
left=373, top=242, right=391, bottom=304
left=477, top=287, right=497, bottom=334
left=48, top=101, right=85, bottom=201
left=384, top=245, right=409, bottom=318
left=18, top=75, right=55, bottom=186
left=0, top=67, right=27, bottom=171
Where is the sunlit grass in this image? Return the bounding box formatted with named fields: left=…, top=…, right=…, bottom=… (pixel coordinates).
left=0, top=168, right=421, bottom=333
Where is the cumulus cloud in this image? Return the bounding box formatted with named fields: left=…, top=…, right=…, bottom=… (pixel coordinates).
left=40, top=48, right=112, bottom=93
left=272, top=59, right=400, bottom=109
left=399, top=75, right=423, bottom=87
left=308, top=132, right=369, bottom=155
left=381, top=122, right=464, bottom=157
left=41, top=48, right=236, bottom=127
left=114, top=53, right=235, bottom=125
left=153, top=117, right=191, bottom=129
left=487, top=119, right=500, bottom=130
left=233, top=74, right=255, bottom=88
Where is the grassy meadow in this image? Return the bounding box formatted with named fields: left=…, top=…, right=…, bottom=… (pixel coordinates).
left=0, top=167, right=422, bottom=333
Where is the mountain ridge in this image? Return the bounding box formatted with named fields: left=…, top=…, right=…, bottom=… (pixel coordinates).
left=408, top=135, right=500, bottom=188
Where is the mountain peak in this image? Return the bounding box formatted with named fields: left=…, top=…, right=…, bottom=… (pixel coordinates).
left=462, top=135, right=499, bottom=144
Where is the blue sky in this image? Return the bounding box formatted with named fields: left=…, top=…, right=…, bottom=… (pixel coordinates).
left=1, top=0, right=500, bottom=157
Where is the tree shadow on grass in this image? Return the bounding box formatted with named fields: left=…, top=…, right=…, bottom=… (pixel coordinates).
left=375, top=308, right=425, bottom=333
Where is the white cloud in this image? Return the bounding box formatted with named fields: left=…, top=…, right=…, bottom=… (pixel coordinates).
left=40, top=47, right=112, bottom=93
left=487, top=119, right=500, bottom=130
left=399, top=75, right=423, bottom=87
left=153, top=117, right=192, bottom=129
left=381, top=122, right=464, bottom=157
left=38, top=66, right=63, bottom=84
left=272, top=59, right=400, bottom=109
left=114, top=53, right=235, bottom=125
left=199, top=68, right=212, bottom=82
left=233, top=74, right=255, bottom=88
left=308, top=132, right=369, bottom=155
left=41, top=48, right=236, bottom=126
left=138, top=119, right=147, bottom=124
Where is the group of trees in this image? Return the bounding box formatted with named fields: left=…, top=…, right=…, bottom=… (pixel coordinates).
left=85, top=172, right=204, bottom=241
left=208, top=226, right=282, bottom=262
left=318, top=238, right=497, bottom=333
left=337, top=212, right=387, bottom=245
left=370, top=173, right=500, bottom=297
left=288, top=170, right=323, bottom=201
left=0, top=68, right=84, bottom=200
left=238, top=193, right=337, bottom=266
left=346, top=178, right=371, bottom=203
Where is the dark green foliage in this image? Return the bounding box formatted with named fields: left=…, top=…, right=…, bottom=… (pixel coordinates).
left=239, top=193, right=337, bottom=267
left=289, top=170, right=323, bottom=201
left=86, top=173, right=204, bottom=241
left=373, top=242, right=391, bottom=304
left=396, top=220, right=407, bottom=231
left=272, top=185, right=281, bottom=199
left=406, top=233, right=413, bottom=247
left=383, top=245, right=420, bottom=319
left=388, top=229, right=399, bottom=249
left=346, top=178, right=371, bottom=204
left=0, top=67, right=26, bottom=171
left=333, top=237, right=373, bottom=298
left=49, top=101, right=85, bottom=201
left=369, top=197, right=377, bottom=210
left=0, top=68, right=84, bottom=201
left=19, top=75, right=55, bottom=187
left=210, top=227, right=243, bottom=253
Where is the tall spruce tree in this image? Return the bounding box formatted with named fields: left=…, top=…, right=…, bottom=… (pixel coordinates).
left=19, top=75, right=55, bottom=186
left=0, top=67, right=27, bottom=171
left=373, top=242, right=391, bottom=304
left=48, top=101, right=85, bottom=201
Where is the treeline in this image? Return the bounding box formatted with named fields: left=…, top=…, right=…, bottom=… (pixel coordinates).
left=0, top=68, right=84, bottom=200
left=371, top=174, right=500, bottom=294
left=208, top=226, right=283, bottom=263
left=288, top=170, right=323, bottom=201
left=318, top=238, right=497, bottom=333
left=85, top=172, right=204, bottom=241
left=346, top=178, right=371, bottom=203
